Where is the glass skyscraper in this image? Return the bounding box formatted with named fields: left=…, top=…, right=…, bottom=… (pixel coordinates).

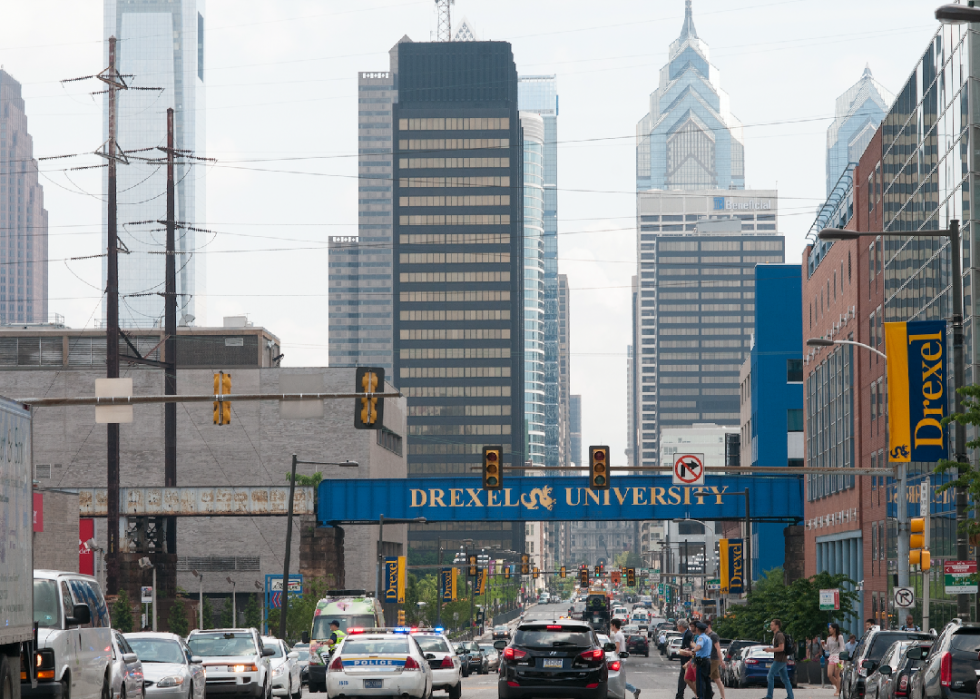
left=520, top=112, right=545, bottom=466
left=103, top=0, right=206, bottom=328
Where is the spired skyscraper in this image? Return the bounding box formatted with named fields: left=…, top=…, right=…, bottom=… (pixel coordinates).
left=635, top=0, right=744, bottom=192
left=104, top=0, right=206, bottom=328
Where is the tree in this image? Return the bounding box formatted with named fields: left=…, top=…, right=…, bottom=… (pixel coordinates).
left=219, top=599, right=234, bottom=628
left=265, top=577, right=336, bottom=642
left=243, top=593, right=263, bottom=630
left=168, top=597, right=190, bottom=637
left=112, top=590, right=134, bottom=633
left=937, top=385, right=980, bottom=548
left=202, top=596, right=215, bottom=630
left=286, top=471, right=323, bottom=488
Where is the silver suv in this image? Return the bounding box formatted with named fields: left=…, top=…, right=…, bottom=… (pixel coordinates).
left=187, top=628, right=276, bottom=699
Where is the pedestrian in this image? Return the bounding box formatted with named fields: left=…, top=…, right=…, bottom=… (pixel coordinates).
left=822, top=623, right=844, bottom=697
left=675, top=618, right=694, bottom=699
left=692, top=621, right=714, bottom=699
left=864, top=618, right=876, bottom=634
left=610, top=619, right=641, bottom=699
left=807, top=636, right=822, bottom=661
left=762, top=619, right=794, bottom=699
left=900, top=615, right=920, bottom=631
left=844, top=635, right=857, bottom=656
left=705, top=617, right=725, bottom=699
left=327, top=620, right=346, bottom=653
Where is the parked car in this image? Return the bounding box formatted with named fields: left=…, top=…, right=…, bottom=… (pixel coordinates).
left=627, top=633, right=649, bottom=657
left=660, top=631, right=682, bottom=654
left=887, top=642, right=931, bottom=699
left=733, top=646, right=797, bottom=688
left=454, top=641, right=488, bottom=676
left=666, top=636, right=685, bottom=661
left=125, top=632, right=206, bottom=699
left=261, top=637, right=301, bottom=699
left=842, top=630, right=932, bottom=699
left=109, top=631, right=144, bottom=699
left=493, top=626, right=511, bottom=640
left=495, top=619, right=611, bottom=699
left=909, top=620, right=980, bottom=699
left=722, top=640, right=762, bottom=687
left=186, top=628, right=275, bottom=699
left=478, top=644, right=500, bottom=673
left=597, top=634, right=626, bottom=699
left=291, top=647, right=310, bottom=686
left=865, top=640, right=931, bottom=699
left=412, top=629, right=462, bottom=699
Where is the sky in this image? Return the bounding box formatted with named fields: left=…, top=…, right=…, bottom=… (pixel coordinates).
left=0, top=0, right=941, bottom=466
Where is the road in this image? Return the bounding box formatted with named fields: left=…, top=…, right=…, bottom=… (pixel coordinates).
left=301, top=602, right=835, bottom=699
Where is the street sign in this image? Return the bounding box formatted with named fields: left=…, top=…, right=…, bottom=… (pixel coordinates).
left=673, top=454, right=705, bottom=486
left=894, top=587, right=915, bottom=609
left=945, top=560, right=978, bottom=595
left=682, top=583, right=693, bottom=593
left=920, top=482, right=930, bottom=516
left=706, top=578, right=720, bottom=591
left=141, top=586, right=152, bottom=604
left=819, top=588, right=840, bottom=611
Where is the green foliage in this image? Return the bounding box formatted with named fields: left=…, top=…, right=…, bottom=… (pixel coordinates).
left=112, top=589, right=134, bottom=633
left=286, top=471, right=323, bottom=488
left=266, top=577, right=337, bottom=643
left=202, top=596, right=215, bottom=630
left=243, top=594, right=263, bottom=630
left=936, top=385, right=980, bottom=542
left=219, top=599, right=234, bottom=628
left=712, top=568, right=861, bottom=643
left=168, top=597, right=190, bottom=637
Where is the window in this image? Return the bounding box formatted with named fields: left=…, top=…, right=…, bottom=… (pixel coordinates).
left=787, top=409, right=804, bottom=432
left=871, top=381, right=878, bottom=420
left=868, top=174, right=875, bottom=213
left=806, top=344, right=855, bottom=501
left=377, top=427, right=403, bottom=456
left=787, top=359, right=803, bottom=383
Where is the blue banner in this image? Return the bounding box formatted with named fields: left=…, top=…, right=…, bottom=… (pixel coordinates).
left=382, top=558, right=399, bottom=603
left=318, top=476, right=802, bottom=525
left=440, top=568, right=453, bottom=602
left=726, top=539, right=744, bottom=595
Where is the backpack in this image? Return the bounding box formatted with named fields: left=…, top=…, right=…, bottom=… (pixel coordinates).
left=781, top=632, right=795, bottom=659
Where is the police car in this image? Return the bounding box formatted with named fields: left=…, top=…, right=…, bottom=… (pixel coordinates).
left=325, top=628, right=433, bottom=699
left=410, top=629, right=462, bottom=699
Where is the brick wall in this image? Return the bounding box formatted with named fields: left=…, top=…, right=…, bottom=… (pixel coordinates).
left=34, top=489, right=79, bottom=572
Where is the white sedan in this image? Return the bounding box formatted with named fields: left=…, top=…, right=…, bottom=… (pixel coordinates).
left=125, top=632, right=206, bottom=699
left=262, top=637, right=302, bottom=699
left=410, top=631, right=461, bottom=699
left=325, top=630, right=433, bottom=699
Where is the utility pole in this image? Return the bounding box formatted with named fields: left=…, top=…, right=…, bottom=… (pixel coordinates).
left=949, top=221, right=970, bottom=620
left=164, top=108, right=178, bottom=556
left=279, top=455, right=298, bottom=640
left=744, top=488, right=752, bottom=594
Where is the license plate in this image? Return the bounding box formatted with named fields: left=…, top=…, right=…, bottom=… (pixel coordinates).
left=209, top=666, right=227, bottom=673
left=363, top=680, right=383, bottom=688
left=543, top=659, right=564, bottom=668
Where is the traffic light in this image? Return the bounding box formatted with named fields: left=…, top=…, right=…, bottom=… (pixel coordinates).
left=213, top=372, right=231, bottom=425
left=626, top=568, right=636, bottom=587
left=521, top=554, right=530, bottom=575
left=397, top=610, right=406, bottom=625
left=589, top=446, right=610, bottom=490
left=910, top=517, right=931, bottom=570
left=533, top=567, right=539, bottom=580
left=560, top=566, right=566, bottom=579
left=469, top=554, right=478, bottom=577
left=594, top=565, right=601, bottom=579
left=504, top=565, right=511, bottom=580
left=483, top=446, right=503, bottom=490
left=354, top=367, right=385, bottom=429
left=579, top=566, right=589, bottom=587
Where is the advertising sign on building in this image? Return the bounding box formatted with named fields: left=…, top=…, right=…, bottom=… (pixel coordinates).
left=819, top=588, right=840, bottom=611
left=886, top=320, right=948, bottom=462
left=944, top=561, right=978, bottom=595
left=33, top=492, right=43, bottom=532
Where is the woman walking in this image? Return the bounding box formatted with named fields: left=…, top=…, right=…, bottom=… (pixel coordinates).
left=822, top=623, right=845, bottom=696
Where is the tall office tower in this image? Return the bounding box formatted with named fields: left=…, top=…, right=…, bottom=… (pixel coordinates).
left=569, top=394, right=582, bottom=469
left=557, top=273, right=570, bottom=466
left=521, top=112, right=545, bottom=466
left=0, top=70, right=48, bottom=325
left=104, top=0, right=205, bottom=327
left=635, top=0, right=744, bottom=192
left=329, top=41, right=406, bottom=373
left=518, top=76, right=560, bottom=469
left=626, top=345, right=635, bottom=467
left=826, top=66, right=892, bottom=196
left=634, top=190, right=784, bottom=465
left=392, top=41, right=525, bottom=555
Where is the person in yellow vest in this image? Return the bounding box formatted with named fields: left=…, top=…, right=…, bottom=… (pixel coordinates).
left=327, top=620, right=346, bottom=652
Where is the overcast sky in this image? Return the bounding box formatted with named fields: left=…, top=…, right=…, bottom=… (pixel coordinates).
left=1, top=0, right=939, bottom=465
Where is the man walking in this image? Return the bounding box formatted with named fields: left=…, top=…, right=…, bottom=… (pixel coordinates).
left=706, top=617, right=725, bottom=699
left=676, top=619, right=693, bottom=699
left=610, top=619, right=640, bottom=699
left=692, top=622, right=714, bottom=699
left=762, top=619, right=794, bottom=699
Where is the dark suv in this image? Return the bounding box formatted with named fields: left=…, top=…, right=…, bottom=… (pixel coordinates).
left=842, top=630, right=932, bottom=699
left=909, top=620, right=980, bottom=699
left=495, top=620, right=612, bottom=699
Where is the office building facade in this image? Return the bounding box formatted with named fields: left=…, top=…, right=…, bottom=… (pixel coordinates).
left=825, top=66, right=892, bottom=197
left=558, top=273, right=571, bottom=466
left=520, top=112, right=545, bottom=465
left=104, top=0, right=205, bottom=327
left=569, top=394, right=582, bottom=468
left=0, top=69, right=48, bottom=324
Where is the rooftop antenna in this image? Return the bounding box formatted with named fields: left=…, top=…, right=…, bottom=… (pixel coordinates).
left=435, top=0, right=454, bottom=41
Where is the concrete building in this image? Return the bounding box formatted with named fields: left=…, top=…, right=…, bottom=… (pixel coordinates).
left=568, top=521, right=638, bottom=568
left=0, top=69, right=48, bottom=325
left=825, top=66, right=892, bottom=197
left=1, top=322, right=407, bottom=601
left=104, top=0, right=206, bottom=327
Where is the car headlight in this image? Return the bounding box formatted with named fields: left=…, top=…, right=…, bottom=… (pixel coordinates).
left=273, top=665, right=285, bottom=677
left=157, top=676, right=185, bottom=688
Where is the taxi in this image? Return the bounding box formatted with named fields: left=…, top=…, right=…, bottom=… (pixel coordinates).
left=325, top=628, right=433, bottom=699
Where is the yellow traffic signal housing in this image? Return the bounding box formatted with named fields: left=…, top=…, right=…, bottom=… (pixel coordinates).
left=590, top=446, right=610, bottom=490
left=213, top=372, right=231, bottom=425
left=521, top=554, right=530, bottom=575
left=468, top=555, right=478, bottom=577
left=579, top=567, right=589, bottom=586
left=909, top=550, right=932, bottom=570
left=560, top=566, right=566, bottom=579
left=354, top=367, right=385, bottom=429
left=504, top=566, right=511, bottom=580
left=594, top=565, right=601, bottom=578
left=483, top=446, right=503, bottom=490
left=626, top=568, right=636, bottom=587
left=533, top=567, right=539, bottom=580
left=397, top=610, right=406, bottom=625
left=910, top=518, right=926, bottom=550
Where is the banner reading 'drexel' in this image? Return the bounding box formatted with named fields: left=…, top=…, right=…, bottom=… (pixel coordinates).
left=886, top=320, right=949, bottom=463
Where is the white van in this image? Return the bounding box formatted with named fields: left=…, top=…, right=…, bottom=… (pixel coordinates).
left=26, top=570, right=113, bottom=699
left=539, top=592, right=550, bottom=604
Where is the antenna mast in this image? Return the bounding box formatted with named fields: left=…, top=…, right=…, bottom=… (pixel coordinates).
left=435, top=0, right=454, bottom=42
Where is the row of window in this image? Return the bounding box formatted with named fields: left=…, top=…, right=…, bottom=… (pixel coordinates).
left=400, top=309, right=510, bottom=321
left=399, top=271, right=510, bottom=283
left=409, top=443, right=512, bottom=455
left=377, top=427, right=403, bottom=456
left=660, top=387, right=739, bottom=395
left=659, top=363, right=741, bottom=372
left=399, top=138, right=509, bottom=151
left=399, top=252, right=510, bottom=264
left=400, top=347, right=511, bottom=359
left=399, top=214, right=511, bottom=226
left=658, top=291, right=755, bottom=300
left=659, top=327, right=746, bottom=335
left=399, top=157, right=510, bottom=169
left=659, top=315, right=752, bottom=324
left=400, top=176, right=510, bottom=188
left=400, top=290, right=511, bottom=303
left=806, top=344, right=855, bottom=501
left=400, top=328, right=512, bottom=340
left=408, top=404, right=512, bottom=417
left=399, top=117, right=510, bottom=131
left=659, top=341, right=749, bottom=349
left=658, top=303, right=754, bottom=312
left=399, top=233, right=510, bottom=246
left=409, top=423, right=512, bottom=435
left=870, top=377, right=886, bottom=420
left=402, top=385, right=512, bottom=397
left=400, top=195, right=510, bottom=207
left=658, top=267, right=752, bottom=276
left=401, top=365, right=511, bottom=378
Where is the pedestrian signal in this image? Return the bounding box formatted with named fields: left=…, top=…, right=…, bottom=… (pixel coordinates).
left=533, top=567, right=539, bottom=580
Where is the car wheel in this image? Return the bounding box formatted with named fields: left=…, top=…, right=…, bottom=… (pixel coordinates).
left=101, top=676, right=111, bottom=699
left=449, top=683, right=462, bottom=699
left=737, top=675, right=746, bottom=689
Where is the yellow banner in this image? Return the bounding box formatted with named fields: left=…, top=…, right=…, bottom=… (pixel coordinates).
left=397, top=556, right=406, bottom=603
left=719, top=539, right=730, bottom=594
left=451, top=567, right=459, bottom=601
left=476, top=568, right=488, bottom=596
left=885, top=322, right=912, bottom=462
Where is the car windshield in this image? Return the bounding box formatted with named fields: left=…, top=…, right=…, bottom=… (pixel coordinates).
left=514, top=626, right=593, bottom=649
left=749, top=649, right=774, bottom=658
left=478, top=645, right=495, bottom=654
left=950, top=632, right=980, bottom=652
left=312, top=615, right=376, bottom=639
left=341, top=639, right=409, bottom=655
left=296, top=651, right=310, bottom=661
left=128, top=639, right=186, bottom=664
left=868, top=634, right=930, bottom=662
left=188, top=632, right=257, bottom=657
left=262, top=641, right=284, bottom=658
left=414, top=637, right=450, bottom=654
left=33, top=580, right=60, bottom=629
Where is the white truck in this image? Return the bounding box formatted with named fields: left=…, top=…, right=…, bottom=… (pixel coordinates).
left=0, top=397, right=35, bottom=699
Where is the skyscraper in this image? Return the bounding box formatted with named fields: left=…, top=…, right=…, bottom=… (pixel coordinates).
left=104, top=0, right=205, bottom=327
left=520, top=112, right=545, bottom=466
left=569, top=394, right=582, bottom=468
left=635, top=0, right=744, bottom=192
left=0, top=69, right=48, bottom=324
left=391, top=41, right=525, bottom=554
left=825, top=66, right=892, bottom=196
left=558, top=273, right=570, bottom=466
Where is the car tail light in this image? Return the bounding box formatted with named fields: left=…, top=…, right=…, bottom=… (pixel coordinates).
left=608, top=660, right=621, bottom=671
left=897, top=675, right=908, bottom=696
left=578, top=649, right=604, bottom=663
left=503, top=648, right=527, bottom=661
left=745, top=659, right=759, bottom=665
left=547, top=625, right=562, bottom=630
left=586, top=683, right=599, bottom=689
left=441, top=656, right=454, bottom=669
left=404, top=657, right=421, bottom=671
left=941, top=651, right=952, bottom=687
left=788, top=660, right=795, bottom=666
left=507, top=681, right=520, bottom=687
left=329, top=656, right=343, bottom=671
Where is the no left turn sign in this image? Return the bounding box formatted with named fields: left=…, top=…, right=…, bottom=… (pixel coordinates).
left=894, top=587, right=915, bottom=609
left=673, top=453, right=705, bottom=486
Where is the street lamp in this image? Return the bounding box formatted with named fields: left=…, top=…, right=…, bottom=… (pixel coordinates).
left=138, top=557, right=157, bottom=631
left=191, top=570, right=204, bottom=630
left=935, top=3, right=980, bottom=23
left=226, top=577, right=237, bottom=627
left=819, top=221, right=968, bottom=617
left=83, top=538, right=105, bottom=592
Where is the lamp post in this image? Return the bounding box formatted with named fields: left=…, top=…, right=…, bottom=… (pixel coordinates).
left=226, top=577, right=237, bottom=627
left=374, top=515, right=427, bottom=601
left=191, top=569, right=204, bottom=629
left=83, top=538, right=105, bottom=595
left=819, top=222, right=968, bottom=617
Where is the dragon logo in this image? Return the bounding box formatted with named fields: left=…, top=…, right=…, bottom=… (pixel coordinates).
left=521, top=486, right=555, bottom=511
left=890, top=445, right=910, bottom=459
